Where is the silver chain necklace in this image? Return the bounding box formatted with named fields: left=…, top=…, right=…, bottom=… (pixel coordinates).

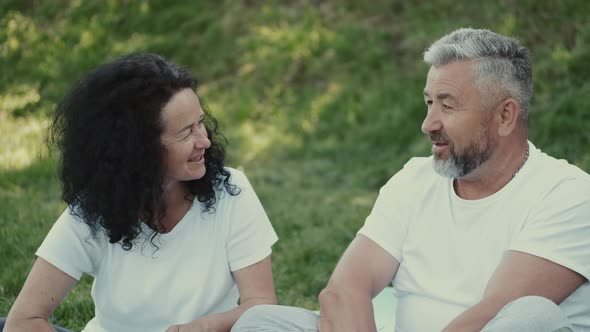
left=511, top=144, right=530, bottom=178
left=454, top=145, right=530, bottom=192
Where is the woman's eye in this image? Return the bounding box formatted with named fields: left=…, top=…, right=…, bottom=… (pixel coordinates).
left=181, top=128, right=193, bottom=140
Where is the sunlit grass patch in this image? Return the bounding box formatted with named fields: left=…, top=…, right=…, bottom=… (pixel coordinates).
left=0, top=114, right=49, bottom=170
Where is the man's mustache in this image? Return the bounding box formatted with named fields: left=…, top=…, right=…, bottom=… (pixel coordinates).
left=428, top=131, right=451, bottom=144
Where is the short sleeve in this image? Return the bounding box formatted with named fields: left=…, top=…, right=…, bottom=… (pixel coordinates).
left=36, top=207, right=103, bottom=280
left=358, top=158, right=424, bottom=262
left=224, top=169, right=278, bottom=272
left=510, top=177, right=590, bottom=281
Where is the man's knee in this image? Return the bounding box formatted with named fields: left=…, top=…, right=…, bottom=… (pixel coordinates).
left=231, top=304, right=319, bottom=332
left=506, top=296, right=556, bottom=310
left=482, top=296, right=573, bottom=332
left=503, top=296, right=566, bottom=322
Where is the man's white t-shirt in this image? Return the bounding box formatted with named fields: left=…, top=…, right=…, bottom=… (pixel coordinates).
left=36, top=168, right=278, bottom=332
left=359, top=142, right=590, bottom=332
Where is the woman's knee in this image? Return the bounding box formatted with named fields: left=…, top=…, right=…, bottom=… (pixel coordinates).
left=232, top=305, right=319, bottom=332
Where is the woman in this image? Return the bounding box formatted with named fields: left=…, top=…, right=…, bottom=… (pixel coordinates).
left=4, top=54, right=278, bottom=332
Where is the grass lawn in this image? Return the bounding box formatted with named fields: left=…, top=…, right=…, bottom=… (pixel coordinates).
left=1, top=1, right=589, bottom=330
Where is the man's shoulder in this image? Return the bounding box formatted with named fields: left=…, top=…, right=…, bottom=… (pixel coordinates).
left=525, top=144, right=590, bottom=202
left=380, top=156, right=439, bottom=193
left=530, top=145, right=590, bottom=185
left=398, top=156, right=436, bottom=180
left=403, top=156, right=433, bottom=172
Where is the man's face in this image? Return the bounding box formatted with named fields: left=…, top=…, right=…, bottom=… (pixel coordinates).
left=421, top=60, right=497, bottom=178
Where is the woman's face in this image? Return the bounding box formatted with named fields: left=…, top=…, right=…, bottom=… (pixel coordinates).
left=160, top=88, right=211, bottom=186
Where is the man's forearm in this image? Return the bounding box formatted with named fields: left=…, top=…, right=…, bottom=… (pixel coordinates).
left=442, top=297, right=506, bottom=332
left=318, top=287, right=377, bottom=332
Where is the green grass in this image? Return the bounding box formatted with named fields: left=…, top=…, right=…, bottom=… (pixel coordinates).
left=1, top=0, right=590, bottom=330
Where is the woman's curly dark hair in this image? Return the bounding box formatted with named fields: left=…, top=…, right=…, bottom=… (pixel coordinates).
left=47, top=53, right=238, bottom=250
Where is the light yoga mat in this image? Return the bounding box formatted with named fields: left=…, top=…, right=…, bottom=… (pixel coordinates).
left=373, top=287, right=396, bottom=332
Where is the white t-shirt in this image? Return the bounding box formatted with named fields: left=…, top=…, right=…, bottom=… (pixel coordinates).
left=36, top=168, right=278, bottom=332
left=359, top=142, right=590, bottom=332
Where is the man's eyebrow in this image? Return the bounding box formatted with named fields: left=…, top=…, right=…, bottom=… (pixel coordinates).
left=423, top=91, right=457, bottom=102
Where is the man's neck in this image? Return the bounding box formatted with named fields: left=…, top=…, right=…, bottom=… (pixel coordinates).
left=454, top=141, right=529, bottom=200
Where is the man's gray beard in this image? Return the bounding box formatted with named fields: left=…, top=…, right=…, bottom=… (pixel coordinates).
left=432, top=139, right=493, bottom=178
left=430, top=111, right=496, bottom=178
left=432, top=156, right=464, bottom=178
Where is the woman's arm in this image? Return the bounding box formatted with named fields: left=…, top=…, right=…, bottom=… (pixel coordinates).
left=5, top=258, right=77, bottom=332
left=165, top=255, right=276, bottom=332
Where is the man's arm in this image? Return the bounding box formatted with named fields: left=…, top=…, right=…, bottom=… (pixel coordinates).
left=442, top=250, right=586, bottom=332
left=318, top=234, right=399, bottom=332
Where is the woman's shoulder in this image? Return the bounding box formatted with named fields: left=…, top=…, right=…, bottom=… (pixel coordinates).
left=222, top=167, right=255, bottom=192
left=214, top=167, right=259, bottom=204
left=55, top=205, right=109, bottom=243
left=224, top=167, right=247, bottom=184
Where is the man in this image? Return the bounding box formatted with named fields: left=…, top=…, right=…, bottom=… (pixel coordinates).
left=231, top=28, right=590, bottom=332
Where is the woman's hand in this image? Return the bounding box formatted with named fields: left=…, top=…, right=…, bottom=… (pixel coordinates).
left=164, top=318, right=217, bottom=332
left=165, top=256, right=276, bottom=332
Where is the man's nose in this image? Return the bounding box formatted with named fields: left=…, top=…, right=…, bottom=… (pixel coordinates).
left=421, top=108, right=442, bottom=134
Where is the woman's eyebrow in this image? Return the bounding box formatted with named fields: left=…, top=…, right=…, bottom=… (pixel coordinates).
left=176, top=122, right=194, bottom=134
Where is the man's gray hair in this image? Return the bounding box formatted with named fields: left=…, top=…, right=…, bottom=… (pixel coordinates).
left=424, top=28, right=533, bottom=122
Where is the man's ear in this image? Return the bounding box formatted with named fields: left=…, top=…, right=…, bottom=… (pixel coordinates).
left=497, top=98, right=521, bottom=137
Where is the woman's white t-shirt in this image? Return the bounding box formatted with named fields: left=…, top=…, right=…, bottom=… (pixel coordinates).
left=36, top=168, right=278, bottom=332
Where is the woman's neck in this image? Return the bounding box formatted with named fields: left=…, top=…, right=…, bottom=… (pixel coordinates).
left=149, top=181, right=194, bottom=233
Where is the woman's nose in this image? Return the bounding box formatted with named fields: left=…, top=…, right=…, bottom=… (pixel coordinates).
left=195, top=132, right=211, bottom=149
